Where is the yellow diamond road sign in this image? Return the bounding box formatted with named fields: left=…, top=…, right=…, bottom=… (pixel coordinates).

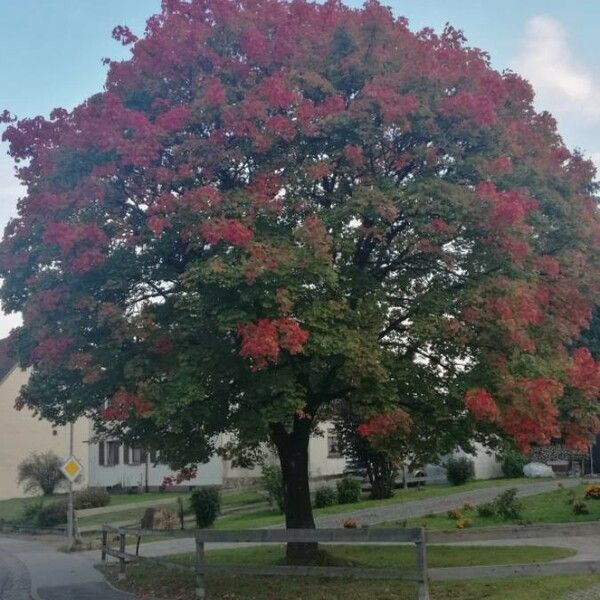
left=61, top=456, right=83, bottom=482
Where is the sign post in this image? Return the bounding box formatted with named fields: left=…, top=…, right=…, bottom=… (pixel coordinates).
left=60, top=424, right=83, bottom=549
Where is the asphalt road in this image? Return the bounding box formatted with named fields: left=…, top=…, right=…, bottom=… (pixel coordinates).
left=0, top=537, right=143, bottom=600
left=0, top=546, right=30, bottom=600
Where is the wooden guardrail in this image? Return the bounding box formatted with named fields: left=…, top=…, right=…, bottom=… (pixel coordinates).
left=101, top=520, right=600, bottom=599
left=101, top=524, right=430, bottom=600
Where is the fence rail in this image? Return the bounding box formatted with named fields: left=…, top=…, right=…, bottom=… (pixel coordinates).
left=101, top=524, right=430, bottom=600
left=101, top=520, right=600, bottom=600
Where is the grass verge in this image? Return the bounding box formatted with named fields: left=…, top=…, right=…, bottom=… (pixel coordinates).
left=100, top=561, right=600, bottom=600
left=380, top=483, right=600, bottom=530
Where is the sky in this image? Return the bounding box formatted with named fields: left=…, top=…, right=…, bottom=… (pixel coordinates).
left=1, top=0, right=599, bottom=336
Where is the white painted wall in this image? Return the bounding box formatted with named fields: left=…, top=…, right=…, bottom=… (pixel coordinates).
left=0, top=366, right=89, bottom=500
left=452, top=443, right=503, bottom=480
left=308, top=422, right=347, bottom=478
left=87, top=435, right=223, bottom=489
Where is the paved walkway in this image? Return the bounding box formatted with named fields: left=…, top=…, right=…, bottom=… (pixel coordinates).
left=0, top=536, right=146, bottom=600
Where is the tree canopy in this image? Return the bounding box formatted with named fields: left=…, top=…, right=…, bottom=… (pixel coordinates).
left=2, top=0, right=600, bottom=543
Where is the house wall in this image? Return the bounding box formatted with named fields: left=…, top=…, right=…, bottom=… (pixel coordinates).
left=452, top=443, right=502, bottom=480
left=221, top=422, right=347, bottom=488
left=0, top=367, right=89, bottom=500
left=308, top=423, right=347, bottom=479
left=87, top=435, right=223, bottom=490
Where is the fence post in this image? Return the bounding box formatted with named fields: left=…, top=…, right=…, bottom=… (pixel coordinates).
left=415, top=528, right=429, bottom=600
left=118, top=531, right=127, bottom=581
left=101, top=528, right=108, bottom=564
left=195, top=533, right=205, bottom=600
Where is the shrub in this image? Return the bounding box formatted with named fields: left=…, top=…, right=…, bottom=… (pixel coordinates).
left=38, top=499, right=68, bottom=527
left=476, top=502, right=496, bottom=518
left=585, top=485, right=600, bottom=500
left=17, top=451, right=66, bottom=496
left=21, top=500, right=44, bottom=525
left=445, top=457, right=474, bottom=486
left=190, top=488, right=221, bottom=528
left=337, top=475, right=362, bottom=504
left=447, top=508, right=462, bottom=520
left=154, top=508, right=178, bottom=530
left=494, top=488, right=522, bottom=520
left=313, top=486, right=337, bottom=508
left=342, top=518, right=358, bottom=528
left=573, top=500, right=589, bottom=515
left=456, top=517, right=472, bottom=529
left=74, top=487, right=110, bottom=510
left=261, top=464, right=285, bottom=513
left=462, top=502, right=474, bottom=512
left=501, top=451, right=527, bottom=478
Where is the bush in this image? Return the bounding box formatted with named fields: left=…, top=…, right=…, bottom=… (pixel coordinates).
left=337, top=475, right=362, bottom=504
left=261, top=464, right=285, bottom=513
left=447, top=508, right=462, bottom=520
left=154, top=508, right=178, bottom=530
left=445, top=457, right=474, bottom=486
left=17, top=451, right=66, bottom=496
left=573, top=500, right=589, bottom=515
left=74, top=487, right=110, bottom=510
left=313, top=486, right=337, bottom=508
left=476, top=502, right=496, bottom=518
left=501, top=451, right=527, bottom=478
left=21, top=500, right=44, bottom=525
left=585, top=484, right=600, bottom=500
left=476, top=488, right=523, bottom=521
left=38, top=500, right=68, bottom=527
left=494, top=488, right=522, bottom=520
left=342, top=518, right=358, bottom=528
left=190, top=488, right=221, bottom=528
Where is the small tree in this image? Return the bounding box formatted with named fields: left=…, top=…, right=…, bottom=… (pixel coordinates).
left=17, top=451, right=66, bottom=496
left=337, top=409, right=397, bottom=499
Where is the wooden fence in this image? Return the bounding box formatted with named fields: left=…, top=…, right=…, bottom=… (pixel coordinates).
left=101, top=524, right=430, bottom=600
left=101, top=520, right=600, bottom=600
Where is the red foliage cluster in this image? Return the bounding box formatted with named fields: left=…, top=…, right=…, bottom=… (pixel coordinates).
left=162, top=465, right=198, bottom=487
left=237, top=317, right=309, bottom=370
left=200, top=218, right=253, bottom=246
left=358, top=409, right=411, bottom=438
left=464, top=388, right=500, bottom=422
left=101, top=389, right=153, bottom=421
left=500, top=378, right=563, bottom=452
left=568, top=348, right=600, bottom=399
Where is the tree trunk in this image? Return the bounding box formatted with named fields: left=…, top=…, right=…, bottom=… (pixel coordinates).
left=271, top=419, right=318, bottom=564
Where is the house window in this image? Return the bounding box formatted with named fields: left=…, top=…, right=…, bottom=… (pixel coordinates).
left=327, top=430, right=341, bottom=458
left=106, top=441, right=121, bottom=466
left=130, top=447, right=143, bottom=465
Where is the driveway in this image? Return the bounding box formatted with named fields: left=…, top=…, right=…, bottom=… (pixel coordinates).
left=0, top=536, right=145, bottom=600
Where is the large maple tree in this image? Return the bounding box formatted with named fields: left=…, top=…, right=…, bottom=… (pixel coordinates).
left=2, top=0, right=600, bottom=560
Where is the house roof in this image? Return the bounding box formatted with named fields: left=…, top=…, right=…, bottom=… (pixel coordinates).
left=0, top=337, right=16, bottom=382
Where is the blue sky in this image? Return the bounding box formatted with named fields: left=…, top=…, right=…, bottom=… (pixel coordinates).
left=1, top=0, right=599, bottom=335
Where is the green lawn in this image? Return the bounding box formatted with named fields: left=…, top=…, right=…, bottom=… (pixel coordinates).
left=0, top=488, right=265, bottom=527
left=164, top=543, right=573, bottom=569
left=381, top=483, right=600, bottom=530
left=100, top=562, right=600, bottom=600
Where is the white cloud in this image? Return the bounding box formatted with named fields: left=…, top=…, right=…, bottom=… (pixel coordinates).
left=513, top=15, right=600, bottom=122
